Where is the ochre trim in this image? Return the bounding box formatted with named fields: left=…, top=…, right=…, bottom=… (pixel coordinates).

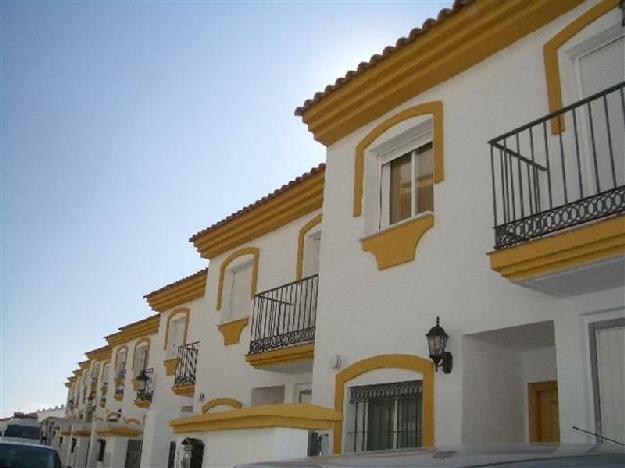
left=245, top=343, right=314, bottom=369
left=201, top=398, right=243, bottom=414
left=114, top=394, right=123, bottom=401
left=333, top=354, right=434, bottom=454
left=106, top=412, right=119, bottom=421
left=123, top=418, right=141, bottom=426
left=192, top=171, right=324, bottom=260
left=163, top=358, right=179, bottom=376
left=170, top=403, right=342, bottom=433
left=72, top=430, right=90, bottom=437
left=297, top=0, right=583, bottom=145
left=96, top=427, right=142, bottom=437
left=489, top=216, right=625, bottom=281
left=217, top=318, right=249, bottom=346
left=543, top=0, right=619, bottom=133
left=216, top=247, right=260, bottom=311
left=172, top=384, right=195, bottom=397
left=163, top=308, right=190, bottom=351
left=144, top=269, right=208, bottom=312
left=361, top=214, right=434, bottom=270
left=86, top=346, right=112, bottom=362
left=106, top=315, right=159, bottom=347
left=296, top=214, right=323, bottom=280
left=60, top=431, right=71, bottom=436
left=353, top=101, right=443, bottom=217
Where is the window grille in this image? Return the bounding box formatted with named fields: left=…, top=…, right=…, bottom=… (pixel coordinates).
left=348, top=380, right=422, bottom=452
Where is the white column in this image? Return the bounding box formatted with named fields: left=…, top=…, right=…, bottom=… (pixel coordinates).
left=140, top=409, right=179, bottom=468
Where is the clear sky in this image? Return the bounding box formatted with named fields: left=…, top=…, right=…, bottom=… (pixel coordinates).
left=0, top=0, right=449, bottom=417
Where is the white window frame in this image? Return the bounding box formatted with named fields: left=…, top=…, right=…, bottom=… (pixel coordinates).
left=225, top=259, right=254, bottom=322
left=378, top=131, right=433, bottom=230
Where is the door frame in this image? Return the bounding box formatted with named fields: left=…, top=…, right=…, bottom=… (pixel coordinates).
left=528, top=380, right=559, bottom=443
left=588, top=317, right=625, bottom=435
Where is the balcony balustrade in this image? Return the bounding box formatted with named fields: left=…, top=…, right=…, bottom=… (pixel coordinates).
left=249, top=274, right=318, bottom=355
left=490, top=82, right=624, bottom=250
left=136, top=368, right=154, bottom=403
left=174, top=342, right=199, bottom=387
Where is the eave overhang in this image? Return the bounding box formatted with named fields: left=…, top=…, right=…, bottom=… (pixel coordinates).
left=295, top=0, right=583, bottom=146
left=85, top=345, right=112, bottom=362
left=105, top=315, right=160, bottom=347
left=144, top=269, right=208, bottom=312
left=190, top=166, right=324, bottom=259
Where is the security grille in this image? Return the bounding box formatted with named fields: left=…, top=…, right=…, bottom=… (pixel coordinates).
left=124, top=439, right=142, bottom=468
left=348, top=380, right=422, bottom=452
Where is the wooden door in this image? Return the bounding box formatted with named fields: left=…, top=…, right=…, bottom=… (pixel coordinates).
left=528, top=381, right=560, bottom=443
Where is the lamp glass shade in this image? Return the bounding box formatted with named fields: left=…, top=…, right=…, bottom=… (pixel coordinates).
left=426, top=316, right=449, bottom=361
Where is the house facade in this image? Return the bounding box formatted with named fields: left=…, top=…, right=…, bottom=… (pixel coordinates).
left=52, top=0, right=624, bottom=466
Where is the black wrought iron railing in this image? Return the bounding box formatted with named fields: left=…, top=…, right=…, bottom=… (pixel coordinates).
left=249, top=274, right=318, bottom=354
left=490, top=82, right=625, bottom=249
left=114, top=369, right=125, bottom=398
left=136, top=368, right=154, bottom=402
left=174, top=342, right=199, bottom=387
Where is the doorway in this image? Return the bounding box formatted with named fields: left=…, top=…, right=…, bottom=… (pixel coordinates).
left=528, top=380, right=560, bottom=443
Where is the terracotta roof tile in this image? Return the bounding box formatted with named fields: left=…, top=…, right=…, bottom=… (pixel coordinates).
left=143, top=268, right=208, bottom=300
left=294, top=0, right=473, bottom=116
left=189, top=163, right=325, bottom=243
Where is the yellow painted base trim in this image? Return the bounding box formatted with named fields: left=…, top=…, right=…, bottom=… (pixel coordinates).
left=60, top=431, right=71, bottom=436
left=489, top=216, right=625, bottom=281
left=164, top=358, right=178, bottom=376
left=201, top=397, right=243, bottom=414
left=245, top=343, right=314, bottom=368
left=333, top=354, right=434, bottom=454
left=72, top=430, right=91, bottom=437
left=361, top=214, right=434, bottom=270
left=217, top=318, right=249, bottom=346
left=172, top=384, right=195, bottom=397
left=134, top=399, right=150, bottom=409
left=96, top=427, right=142, bottom=437
left=170, top=403, right=342, bottom=433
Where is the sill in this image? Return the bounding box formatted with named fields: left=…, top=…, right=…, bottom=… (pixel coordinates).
left=163, top=358, right=179, bottom=376
left=114, top=394, right=123, bottom=401
left=217, top=317, right=249, bottom=346
left=361, top=213, right=434, bottom=270
left=171, top=384, right=195, bottom=397
left=134, top=399, right=151, bottom=409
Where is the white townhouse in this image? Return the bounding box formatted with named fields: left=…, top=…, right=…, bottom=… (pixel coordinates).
left=294, top=0, right=624, bottom=456
left=55, top=0, right=624, bottom=467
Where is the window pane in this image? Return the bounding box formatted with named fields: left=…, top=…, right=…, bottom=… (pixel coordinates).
left=366, top=399, right=395, bottom=451
left=415, top=142, right=433, bottom=214
left=389, top=152, right=412, bottom=225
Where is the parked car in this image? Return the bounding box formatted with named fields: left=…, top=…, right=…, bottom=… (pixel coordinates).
left=236, top=444, right=625, bottom=467
left=0, top=441, right=61, bottom=468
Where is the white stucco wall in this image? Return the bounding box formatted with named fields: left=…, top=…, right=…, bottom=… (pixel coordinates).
left=311, top=0, right=624, bottom=450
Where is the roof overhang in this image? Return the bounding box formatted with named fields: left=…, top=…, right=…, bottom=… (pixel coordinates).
left=105, top=315, right=160, bottom=347
left=296, top=0, right=583, bottom=146
left=144, top=269, right=208, bottom=312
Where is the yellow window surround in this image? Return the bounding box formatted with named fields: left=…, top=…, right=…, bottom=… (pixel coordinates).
left=216, top=247, right=260, bottom=311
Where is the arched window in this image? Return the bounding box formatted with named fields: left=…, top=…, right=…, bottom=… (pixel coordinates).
left=216, top=247, right=259, bottom=322
left=132, top=339, right=150, bottom=377
left=164, top=309, right=189, bottom=359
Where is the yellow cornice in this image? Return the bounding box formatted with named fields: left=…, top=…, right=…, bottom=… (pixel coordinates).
left=78, top=360, right=90, bottom=370
left=72, top=430, right=91, bottom=437
left=144, top=269, right=208, bottom=313
left=192, top=170, right=324, bottom=259
left=170, top=403, right=342, bottom=434
left=106, top=316, right=160, bottom=347
left=489, top=215, right=625, bottom=282
left=217, top=318, right=249, bottom=346
left=245, top=343, right=314, bottom=369
left=297, top=0, right=583, bottom=146
left=86, top=346, right=112, bottom=362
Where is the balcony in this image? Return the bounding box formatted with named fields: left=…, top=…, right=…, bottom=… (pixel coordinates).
left=172, top=342, right=198, bottom=396
left=114, top=369, right=125, bottom=401
left=246, top=274, right=318, bottom=371
left=135, top=368, right=153, bottom=408
left=489, top=82, right=625, bottom=296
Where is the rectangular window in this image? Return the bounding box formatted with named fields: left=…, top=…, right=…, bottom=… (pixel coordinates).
left=380, top=141, right=433, bottom=228
left=348, top=380, right=422, bottom=452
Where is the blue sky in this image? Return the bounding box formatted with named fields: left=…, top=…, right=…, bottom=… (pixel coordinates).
left=1, top=0, right=449, bottom=417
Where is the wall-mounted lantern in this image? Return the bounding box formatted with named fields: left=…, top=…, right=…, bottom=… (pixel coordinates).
left=426, top=316, right=453, bottom=373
